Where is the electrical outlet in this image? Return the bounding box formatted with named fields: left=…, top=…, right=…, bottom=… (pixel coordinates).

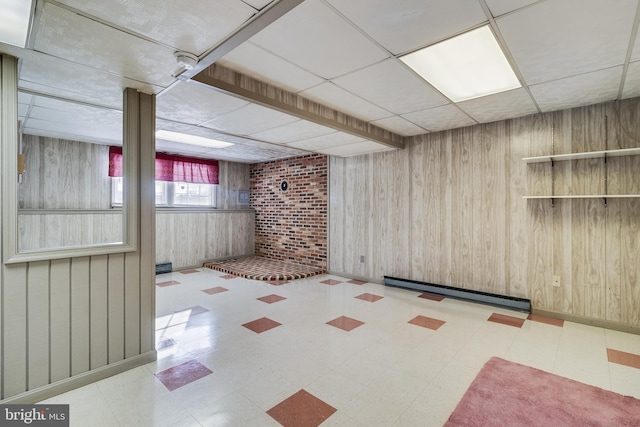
left=552, top=275, right=560, bottom=287
left=359, top=255, right=365, bottom=263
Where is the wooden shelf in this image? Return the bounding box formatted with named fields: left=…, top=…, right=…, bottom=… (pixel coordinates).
left=523, top=147, right=640, bottom=164
left=523, top=195, right=640, bottom=200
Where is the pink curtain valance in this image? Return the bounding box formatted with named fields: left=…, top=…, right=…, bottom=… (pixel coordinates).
left=108, top=146, right=219, bottom=185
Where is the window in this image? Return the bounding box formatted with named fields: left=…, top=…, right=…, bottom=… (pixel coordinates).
left=111, top=178, right=215, bottom=207
left=109, top=147, right=219, bottom=208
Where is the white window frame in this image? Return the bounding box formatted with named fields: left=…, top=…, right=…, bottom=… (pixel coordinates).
left=111, top=177, right=216, bottom=208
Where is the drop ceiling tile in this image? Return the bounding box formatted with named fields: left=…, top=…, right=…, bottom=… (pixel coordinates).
left=18, top=103, right=30, bottom=117
left=18, top=92, right=33, bottom=104
left=316, top=140, right=395, bottom=157
left=202, top=103, right=299, bottom=135
left=155, top=119, right=242, bottom=144
left=300, top=82, right=392, bottom=121
left=333, top=59, right=449, bottom=115
left=31, top=98, right=123, bottom=125
left=23, top=118, right=122, bottom=144
left=156, top=140, right=211, bottom=157
left=34, top=3, right=176, bottom=88
left=457, top=88, right=538, bottom=124
left=631, top=26, right=640, bottom=62
left=242, top=0, right=273, bottom=10
left=218, top=42, right=324, bottom=92
left=327, top=0, right=486, bottom=55
left=55, top=0, right=257, bottom=56
left=497, top=0, right=636, bottom=85
left=530, top=66, right=623, bottom=112
left=484, top=0, right=540, bottom=17
left=17, top=50, right=161, bottom=109
left=286, top=132, right=365, bottom=151
left=622, top=61, right=640, bottom=99
left=402, top=105, right=476, bottom=132
left=250, top=0, right=389, bottom=79
left=251, top=120, right=335, bottom=144
left=371, top=116, right=427, bottom=137
left=156, top=82, right=248, bottom=125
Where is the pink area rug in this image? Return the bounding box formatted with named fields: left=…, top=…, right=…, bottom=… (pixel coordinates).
left=445, top=357, right=640, bottom=426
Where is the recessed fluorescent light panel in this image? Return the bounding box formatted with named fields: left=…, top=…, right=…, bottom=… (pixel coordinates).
left=156, top=130, right=234, bottom=148
left=0, top=0, right=34, bottom=48
left=400, top=26, right=521, bottom=102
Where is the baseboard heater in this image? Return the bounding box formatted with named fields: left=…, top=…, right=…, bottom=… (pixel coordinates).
left=384, top=276, right=531, bottom=313
left=155, top=262, right=172, bottom=275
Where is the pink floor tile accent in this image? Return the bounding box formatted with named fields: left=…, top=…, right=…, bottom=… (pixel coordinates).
left=326, top=316, right=364, bottom=332
left=408, top=315, right=446, bottom=330
left=155, top=359, right=212, bottom=391
left=267, top=389, right=337, bottom=427
left=607, top=348, right=640, bottom=370
left=220, top=274, right=238, bottom=279
left=242, top=317, right=282, bottom=333
left=418, top=293, right=445, bottom=302
left=156, top=280, right=181, bottom=287
left=488, top=313, right=526, bottom=328
left=180, top=269, right=200, bottom=274
left=320, top=279, right=342, bottom=285
left=201, top=286, right=228, bottom=295
left=527, top=313, right=564, bottom=327
left=257, top=294, right=287, bottom=304
left=354, top=293, right=384, bottom=303
left=267, top=280, right=290, bottom=286
left=347, top=279, right=367, bottom=285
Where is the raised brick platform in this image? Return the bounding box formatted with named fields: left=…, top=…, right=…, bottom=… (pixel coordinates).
left=204, top=256, right=326, bottom=281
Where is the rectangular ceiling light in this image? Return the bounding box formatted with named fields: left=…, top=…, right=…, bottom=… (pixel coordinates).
left=156, top=130, right=234, bottom=148
left=0, top=0, right=33, bottom=48
left=400, top=26, right=521, bottom=102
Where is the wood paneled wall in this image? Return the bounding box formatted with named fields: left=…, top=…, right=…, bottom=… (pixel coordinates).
left=19, top=135, right=111, bottom=209
left=216, top=161, right=251, bottom=210
left=18, top=211, right=122, bottom=251
left=19, top=135, right=250, bottom=210
left=156, top=210, right=255, bottom=269
left=329, top=98, right=640, bottom=327
left=17, top=136, right=252, bottom=260
left=1, top=86, right=156, bottom=402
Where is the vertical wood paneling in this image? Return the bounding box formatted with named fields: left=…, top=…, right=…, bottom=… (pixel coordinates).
left=343, top=158, right=356, bottom=273
left=89, top=255, right=108, bottom=369
left=327, top=98, right=640, bottom=329
left=27, top=260, right=50, bottom=390
left=620, top=199, right=640, bottom=325
left=50, top=258, right=71, bottom=382
left=438, top=132, right=451, bottom=285
left=70, top=257, right=90, bottom=376
left=108, top=253, right=125, bottom=363
left=137, top=90, right=156, bottom=355
left=508, top=116, right=530, bottom=298
left=329, top=157, right=345, bottom=273
left=409, top=136, right=426, bottom=281
left=124, top=252, right=141, bottom=358
left=2, top=87, right=157, bottom=402
left=2, top=265, right=28, bottom=397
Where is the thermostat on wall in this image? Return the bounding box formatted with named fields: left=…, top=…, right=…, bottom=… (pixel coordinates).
left=280, top=180, right=289, bottom=192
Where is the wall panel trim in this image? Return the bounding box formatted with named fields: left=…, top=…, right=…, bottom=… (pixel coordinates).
left=0, top=351, right=156, bottom=404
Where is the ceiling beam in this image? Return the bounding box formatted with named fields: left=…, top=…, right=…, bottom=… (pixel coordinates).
left=191, top=64, right=404, bottom=149
left=178, top=0, right=305, bottom=81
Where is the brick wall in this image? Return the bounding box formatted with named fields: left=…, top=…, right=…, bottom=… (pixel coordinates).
left=250, top=154, right=327, bottom=268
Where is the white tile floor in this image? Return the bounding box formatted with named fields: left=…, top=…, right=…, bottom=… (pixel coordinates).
left=40, top=268, right=640, bottom=426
